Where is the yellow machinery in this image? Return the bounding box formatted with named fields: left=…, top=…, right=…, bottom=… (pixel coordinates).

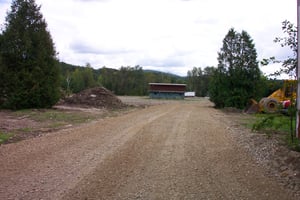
left=245, top=80, right=296, bottom=114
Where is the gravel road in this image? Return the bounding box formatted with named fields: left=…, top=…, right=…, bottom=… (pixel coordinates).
left=0, top=99, right=295, bottom=199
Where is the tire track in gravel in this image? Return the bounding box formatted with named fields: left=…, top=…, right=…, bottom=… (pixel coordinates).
left=62, top=101, right=192, bottom=200
left=62, top=101, right=293, bottom=200
left=0, top=103, right=179, bottom=200
left=0, top=99, right=295, bottom=200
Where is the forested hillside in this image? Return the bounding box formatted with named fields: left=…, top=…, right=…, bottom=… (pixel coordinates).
left=59, top=62, right=186, bottom=96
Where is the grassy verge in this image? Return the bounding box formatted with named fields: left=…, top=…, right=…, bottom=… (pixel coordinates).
left=0, top=109, right=106, bottom=144
left=0, top=132, right=13, bottom=144
left=1, top=106, right=135, bottom=144
left=250, top=113, right=300, bottom=151
left=13, top=109, right=99, bottom=126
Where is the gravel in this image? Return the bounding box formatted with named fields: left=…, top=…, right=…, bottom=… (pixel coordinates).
left=0, top=98, right=298, bottom=199
left=222, top=112, right=300, bottom=198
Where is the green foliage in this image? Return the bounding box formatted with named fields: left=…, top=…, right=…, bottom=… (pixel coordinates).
left=59, top=63, right=186, bottom=96
left=100, top=65, right=185, bottom=95
left=261, top=78, right=284, bottom=97
left=209, top=28, right=263, bottom=109
left=285, top=133, right=300, bottom=151
left=70, top=63, right=97, bottom=93
left=14, top=109, right=96, bottom=124
left=261, top=20, right=297, bottom=77
left=252, top=115, right=284, bottom=136
left=209, top=67, right=228, bottom=108
left=251, top=113, right=299, bottom=151
left=0, top=50, right=5, bottom=105
left=102, top=66, right=185, bottom=95
left=187, top=66, right=214, bottom=97
left=114, top=66, right=145, bottom=95
left=0, top=132, right=13, bottom=144
left=0, top=0, right=60, bottom=109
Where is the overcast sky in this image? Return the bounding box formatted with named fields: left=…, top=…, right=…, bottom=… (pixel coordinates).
left=0, top=0, right=297, bottom=76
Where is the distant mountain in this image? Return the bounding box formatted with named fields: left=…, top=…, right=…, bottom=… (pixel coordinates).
left=59, top=62, right=185, bottom=82
left=58, top=62, right=117, bottom=76
left=143, top=69, right=184, bottom=78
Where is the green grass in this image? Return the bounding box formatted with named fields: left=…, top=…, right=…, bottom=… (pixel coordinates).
left=8, top=109, right=100, bottom=136
left=17, top=127, right=33, bottom=133
left=252, top=113, right=295, bottom=134
left=46, top=122, right=68, bottom=129
left=0, top=132, right=13, bottom=144
left=250, top=113, right=300, bottom=151
left=31, top=111, right=93, bottom=123
left=1, top=108, right=132, bottom=144
left=13, top=109, right=96, bottom=124
left=285, top=133, right=300, bottom=151
left=0, top=107, right=128, bottom=144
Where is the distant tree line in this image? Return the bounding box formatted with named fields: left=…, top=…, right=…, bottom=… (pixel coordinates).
left=186, top=66, right=214, bottom=97
left=59, top=63, right=186, bottom=96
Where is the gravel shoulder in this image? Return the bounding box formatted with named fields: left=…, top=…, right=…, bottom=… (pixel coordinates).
left=0, top=98, right=298, bottom=199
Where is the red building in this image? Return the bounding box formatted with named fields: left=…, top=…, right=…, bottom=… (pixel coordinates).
left=148, top=83, right=186, bottom=99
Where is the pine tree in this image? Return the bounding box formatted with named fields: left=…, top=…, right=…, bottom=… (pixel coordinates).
left=0, top=0, right=60, bottom=109
left=209, top=28, right=262, bottom=109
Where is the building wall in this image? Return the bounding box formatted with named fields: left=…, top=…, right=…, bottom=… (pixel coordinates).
left=149, top=92, right=185, bottom=99
left=148, top=83, right=186, bottom=99
left=149, top=84, right=186, bottom=92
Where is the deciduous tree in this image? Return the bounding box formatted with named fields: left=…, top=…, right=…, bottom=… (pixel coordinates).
left=261, top=20, right=297, bottom=77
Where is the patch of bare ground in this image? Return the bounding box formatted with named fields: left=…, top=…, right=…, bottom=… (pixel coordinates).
left=0, top=108, right=107, bottom=144
left=0, top=87, right=134, bottom=144
left=118, top=96, right=174, bottom=107
left=220, top=110, right=300, bottom=197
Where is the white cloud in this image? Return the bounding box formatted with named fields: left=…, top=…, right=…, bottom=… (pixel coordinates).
left=0, top=0, right=297, bottom=76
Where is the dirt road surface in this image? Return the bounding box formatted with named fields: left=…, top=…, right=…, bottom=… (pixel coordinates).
left=0, top=99, right=295, bottom=199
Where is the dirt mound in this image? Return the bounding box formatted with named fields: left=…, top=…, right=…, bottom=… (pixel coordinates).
left=59, top=87, right=125, bottom=109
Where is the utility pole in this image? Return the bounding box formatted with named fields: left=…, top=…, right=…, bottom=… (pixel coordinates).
left=297, top=0, right=300, bottom=138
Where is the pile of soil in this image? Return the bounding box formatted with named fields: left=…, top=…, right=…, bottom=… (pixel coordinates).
left=59, top=87, right=125, bottom=109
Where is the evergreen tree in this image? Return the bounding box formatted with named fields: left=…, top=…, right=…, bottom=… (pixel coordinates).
left=0, top=41, right=6, bottom=105
left=0, top=0, right=60, bottom=109
left=209, top=28, right=262, bottom=109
